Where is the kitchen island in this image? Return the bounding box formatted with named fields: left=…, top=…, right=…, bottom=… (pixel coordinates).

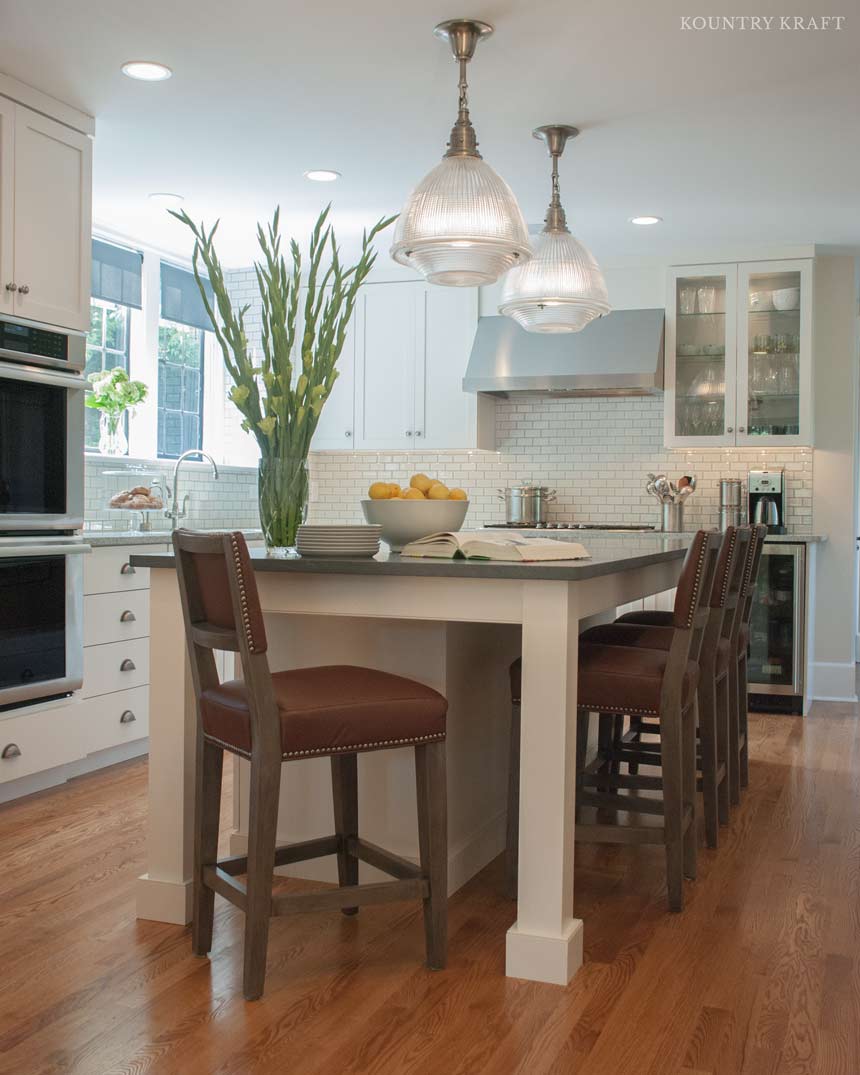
left=132, top=536, right=688, bottom=986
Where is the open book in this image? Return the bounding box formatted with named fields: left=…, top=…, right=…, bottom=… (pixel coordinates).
left=400, top=531, right=591, bottom=562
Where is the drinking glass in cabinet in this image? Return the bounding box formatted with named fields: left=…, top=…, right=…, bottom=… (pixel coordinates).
left=745, top=268, right=802, bottom=437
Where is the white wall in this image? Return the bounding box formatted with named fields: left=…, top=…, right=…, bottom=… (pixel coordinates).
left=810, top=256, right=859, bottom=700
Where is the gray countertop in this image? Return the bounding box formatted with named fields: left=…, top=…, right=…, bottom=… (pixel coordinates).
left=483, top=528, right=825, bottom=545
left=84, top=528, right=263, bottom=548
left=131, top=534, right=690, bottom=582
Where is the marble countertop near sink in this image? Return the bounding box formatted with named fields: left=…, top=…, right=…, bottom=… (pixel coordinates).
left=83, top=527, right=263, bottom=547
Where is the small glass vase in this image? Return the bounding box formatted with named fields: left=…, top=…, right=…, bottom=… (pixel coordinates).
left=98, top=412, right=128, bottom=456
left=258, top=455, right=309, bottom=557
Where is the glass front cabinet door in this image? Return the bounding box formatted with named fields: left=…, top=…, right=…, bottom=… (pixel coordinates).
left=665, top=259, right=813, bottom=448
left=665, top=265, right=738, bottom=447
left=736, top=260, right=812, bottom=446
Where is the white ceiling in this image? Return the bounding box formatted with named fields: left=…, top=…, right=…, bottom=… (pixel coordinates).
left=3, top=0, right=860, bottom=267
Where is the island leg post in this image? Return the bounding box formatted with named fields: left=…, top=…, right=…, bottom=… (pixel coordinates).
left=505, top=580, right=584, bottom=986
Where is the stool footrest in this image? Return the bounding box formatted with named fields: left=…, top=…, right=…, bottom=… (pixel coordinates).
left=272, top=878, right=429, bottom=916
left=216, top=835, right=340, bottom=877
left=348, top=836, right=422, bottom=880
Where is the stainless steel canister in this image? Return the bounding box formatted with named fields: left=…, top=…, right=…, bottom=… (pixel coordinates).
left=718, top=479, right=743, bottom=531
left=498, top=485, right=557, bottom=526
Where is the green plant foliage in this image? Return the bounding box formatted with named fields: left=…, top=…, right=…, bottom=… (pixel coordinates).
left=171, top=205, right=396, bottom=459
left=85, top=367, right=148, bottom=416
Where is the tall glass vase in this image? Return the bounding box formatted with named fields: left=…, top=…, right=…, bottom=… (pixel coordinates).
left=98, top=412, right=128, bottom=456
left=258, top=455, right=309, bottom=557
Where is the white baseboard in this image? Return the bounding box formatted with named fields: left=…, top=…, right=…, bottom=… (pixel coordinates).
left=227, top=809, right=507, bottom=899
left=810, top=661, right=858, bottom=703
left=0, top=739, right=149, bottom=804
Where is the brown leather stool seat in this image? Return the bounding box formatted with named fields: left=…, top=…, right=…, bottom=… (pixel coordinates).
left=578, top=641, right=699, bottom=715
left=615, top=609, right=673, bottom=628
left=200, top=666, right=447, bottom=759
left=578, top=623, right=732, bottom=676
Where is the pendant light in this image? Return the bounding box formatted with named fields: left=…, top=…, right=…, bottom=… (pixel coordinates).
left=499, top=125, right=610, bottom=333
left=390, top=20, right=531, bottom=287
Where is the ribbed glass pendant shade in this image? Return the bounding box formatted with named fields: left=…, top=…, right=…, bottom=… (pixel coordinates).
left=499, top=229, right=610, bottom=332
left=391, top=155, right=531, bottom=286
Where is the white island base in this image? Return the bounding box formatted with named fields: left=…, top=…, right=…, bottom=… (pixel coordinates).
left=136, top=544, right=685, bottom=986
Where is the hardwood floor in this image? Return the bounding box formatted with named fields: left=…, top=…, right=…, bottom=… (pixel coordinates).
left=1, top=701, right=859, bottom=1075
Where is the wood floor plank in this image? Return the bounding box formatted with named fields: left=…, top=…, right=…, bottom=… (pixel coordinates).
left=1, top=703, right=859, bottom=1074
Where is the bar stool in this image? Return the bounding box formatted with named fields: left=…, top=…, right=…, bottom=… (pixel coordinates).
left=173, top=529, right=449, bottom=1000
left=508, top=530, right=721, bottom=910
left=581, top=527, right=750, bottom=848
left=733, top=524, right=767, bottom=792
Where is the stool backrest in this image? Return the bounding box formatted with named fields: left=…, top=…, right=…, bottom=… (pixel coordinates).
left=669, top=529, right=723, bottom=670
left=739, top=524, right=768, bottom=627
left=173, top=530, right=279, bottom=755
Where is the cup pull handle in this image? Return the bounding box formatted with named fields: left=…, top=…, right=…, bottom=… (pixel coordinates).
left=120, top=658, right=136, bottom=672
left=1, top=743, right=21, bottom=759
left=120, top=562, right=136, bottom=575
left=120, top=610, right=136, bottom=622
left=120, top=710, right=137, bottom=724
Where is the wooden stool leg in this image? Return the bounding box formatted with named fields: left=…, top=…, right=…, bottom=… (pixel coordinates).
left=331, top=753, right=359, bottom=915
left=715, top=673, right=731, bottom=826
left=597, top=713, right=614, bottom=792
left=627, top=716, right=642, bottom=775
left=575, top=709, right=590, bottom=823
left=192, top=737, right=223, bottom=957
left=505, top=702, right=521, bottom=901
left=727, top=662, right=741, bottom=806
left=242, top=753, right=280, bottom=1001
left=697, top=680, right=719, bottom=849
left=682, top=703, right=698, bottom=881
left=415, top=741, right=447, bottom=970
left=739, top=656, right=750, bottom=788
left=660, top=704, right=685, bottom=912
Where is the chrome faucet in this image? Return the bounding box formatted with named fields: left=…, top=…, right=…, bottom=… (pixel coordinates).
left=166, top=450, right=219, bottom=529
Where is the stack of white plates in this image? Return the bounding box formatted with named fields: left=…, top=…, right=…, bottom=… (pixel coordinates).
left=296, top=524, right=382, bottom=559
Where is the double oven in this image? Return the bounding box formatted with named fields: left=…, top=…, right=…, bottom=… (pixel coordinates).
left=0, top=314, right=90, bottom=710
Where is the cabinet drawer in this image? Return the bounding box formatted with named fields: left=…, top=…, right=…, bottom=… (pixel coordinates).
left=83, top=686, right=149, bottom=754
left=84, top=591, right=150, bottom=647
left=0, top=705, right=83, bottom=784
left=84, top=546, right=151, bottom=595
left=83, top=637, right=149, bottom=698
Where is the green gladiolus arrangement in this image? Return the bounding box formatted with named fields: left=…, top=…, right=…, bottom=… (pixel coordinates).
left=172, top=205, right=395, bottom=553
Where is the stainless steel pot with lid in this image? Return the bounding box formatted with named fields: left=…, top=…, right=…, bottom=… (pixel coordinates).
left=498, top=483, right=557, bottom=525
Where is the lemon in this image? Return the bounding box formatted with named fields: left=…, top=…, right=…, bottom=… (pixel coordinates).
left=368, top=481, right=392, bottom=500
left=448, top=488, right=468, bottom=501
left=409, top=473, right=433, bottom=493
left=402, top=488, right=425, bottom=500
left=427, top=483, right=450, bottom=500
left=388, top=482, right=402, bottom=498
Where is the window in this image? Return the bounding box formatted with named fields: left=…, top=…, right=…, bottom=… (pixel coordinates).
left=85, top=300, right=131, bottom=450
left=157, top=321, right=205, bottom=458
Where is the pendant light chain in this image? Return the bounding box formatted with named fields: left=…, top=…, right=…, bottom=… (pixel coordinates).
left=446, top=55, right=479, bottom=157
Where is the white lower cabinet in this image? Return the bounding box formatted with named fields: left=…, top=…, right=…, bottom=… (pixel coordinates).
left=83, top=636, right=150, bottom=698
left=83, top=686, right=149, bottom=754
left=0, top=706, right=84, bottom=784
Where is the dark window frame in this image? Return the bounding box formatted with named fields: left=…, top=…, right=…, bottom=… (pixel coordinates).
left=156, top=319, right=206, bottom=460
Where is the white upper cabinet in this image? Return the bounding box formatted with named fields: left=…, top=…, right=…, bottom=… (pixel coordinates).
left=417, top=286, right=480, bottom=449
left=10, top=105, right=92, bottom=332
left=664, top=259, right=813, bottom=447
left=0, top=97, right=13, bottom=316
left=310, top=306, right=358, bottom=449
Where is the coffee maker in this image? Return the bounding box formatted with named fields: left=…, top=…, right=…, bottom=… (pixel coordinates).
left=748, top=469, right=786, bottom=533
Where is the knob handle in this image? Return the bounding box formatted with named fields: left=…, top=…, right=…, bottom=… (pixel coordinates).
left=17, top=285, right=29, bottom=295
left=738, top=426, right=746, bottom=433
left=345, top=430, right=352, bottom=438
left=119, top=710, right=137, bottom=724
left=120, top=562, right=136, bottom=575
left=2, top=743, right=22, bottom=759
left=120, top=610, right=136, bottom=622
left=405, top=430, right=413, bottom=437
left=5, top=282, right=16, bottom=292
left=120, top=658, right=136, bottom=672
left=726, top=426, right=734, bottom=433
left=414, top=430, right=423, bottom=438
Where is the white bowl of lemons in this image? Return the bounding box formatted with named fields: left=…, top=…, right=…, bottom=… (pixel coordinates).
left=361, top=473, right=469, bottom=551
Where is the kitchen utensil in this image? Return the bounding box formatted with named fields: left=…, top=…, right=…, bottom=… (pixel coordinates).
left=362, top=498, right=469, bottom=552
left=718, top=478, right=743, bottom=530
left=772, top=287, right=800, bottom=311
left=497, top=484, right=557, bottom=526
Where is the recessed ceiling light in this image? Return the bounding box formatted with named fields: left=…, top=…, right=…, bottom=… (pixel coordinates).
left=121, top=60, right=173, bottom=82
left=629, top=215, right=662, bottom=226
left=303, top=169, right=341, bottom=182
left=148, top=192, right=185, bottom=208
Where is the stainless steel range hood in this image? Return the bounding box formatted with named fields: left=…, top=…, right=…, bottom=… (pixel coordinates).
left=462, top=309, right=665, bottom=397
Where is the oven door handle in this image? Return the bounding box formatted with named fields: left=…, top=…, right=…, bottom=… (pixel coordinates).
left=0, top=544, right=92, bottom=558
left=0, top=359, right=86, bottom=390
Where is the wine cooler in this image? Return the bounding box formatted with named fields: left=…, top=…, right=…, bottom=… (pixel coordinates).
left=747, top=543, right=806, bottom=715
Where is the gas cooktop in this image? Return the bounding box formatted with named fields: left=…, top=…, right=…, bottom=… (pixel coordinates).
left=486, top=522, right=656, bottom=532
